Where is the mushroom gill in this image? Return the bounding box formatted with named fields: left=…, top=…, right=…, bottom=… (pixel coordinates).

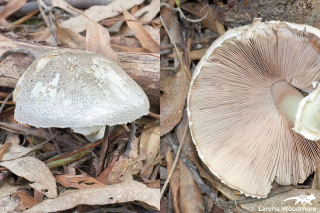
left=188, top=20, right=320, bottom=197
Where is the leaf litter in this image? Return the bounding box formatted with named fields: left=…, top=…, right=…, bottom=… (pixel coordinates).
left=0, top=0, right=160, bottom=212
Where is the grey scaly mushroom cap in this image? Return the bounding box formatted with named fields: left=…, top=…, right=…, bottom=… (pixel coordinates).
left=13, top=49, right=150, bottom=128
left=187, top=19, right=320, bottom=198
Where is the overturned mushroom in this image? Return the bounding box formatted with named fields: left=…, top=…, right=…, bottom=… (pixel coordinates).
left=13, top=49, right=150, bottom=142
left=187, top=19, right=320, bottom=197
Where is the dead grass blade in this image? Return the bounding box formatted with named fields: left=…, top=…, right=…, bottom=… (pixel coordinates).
left=122, top=8, right=160, bottom=53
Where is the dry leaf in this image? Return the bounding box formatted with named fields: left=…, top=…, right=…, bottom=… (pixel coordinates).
left=60, top=0, right=145, bottom=33
left=52, top=0, right=83, bottom=16
left=0, top=157, right=57, bottom=198
left=122, top=8, right=160, bottom=53
left=180, top=2, right=219, bottom=33
left=179, top=160, right=205, bottom=213
left=0, top=196, right=19, bottom=212
left=0, top=143, right=11, bottom=160
left=12, top=191, right=39, bottom=209
left=0, top=144, right=33, bottom=161
left=169, top=48, right=207, bottom=61
left=134, top=0, right=160, bottom=22
left=139, top=123, right=160, bottom=179
left=25, top=181, right=160, bottom=212
left=56, top=20, right=86, bottom=49
left=0, top=0, right=27, bottom=27
left=86, top=19, right=119, bottom=64
left=166, top=150, right=181, bottom=213
left=107, top=138, right=139, bottom=184
left=55, top=175, right=106, bottom=189
left=160, top=67, right=191, bottom=136
left=0, top=177, right=30, bottom=199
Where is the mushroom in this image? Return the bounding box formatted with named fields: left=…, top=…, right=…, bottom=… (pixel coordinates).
left=187, top=19, right=320, bottom=198
left=13, top=49, right=149, bottom=142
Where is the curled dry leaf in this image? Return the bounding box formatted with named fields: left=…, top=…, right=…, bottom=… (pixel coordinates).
left=60, top=0, right=145, bottom=33
left=55, top=175, right=106, bottom=189
left=0, top=177, right=30, bottom=199
left=56, top=19, right=86, bottom=49
left=0, top=144, right=33, bottom=161
left=160, top=68, right=191, bottom=136
left=25, top=181, right=160, bottom=212
left=134, top=0, right=160, bottom=22
left=0, top=157, right=57, bottom=198
left=122, top=9, right=160, bottom=53
left=0, top=0, right=27, bottom=27
left=86, top=18, right=119, bottom=64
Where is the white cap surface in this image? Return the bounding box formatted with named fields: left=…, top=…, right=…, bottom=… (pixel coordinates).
left=13, top=49, right=150, bottom=128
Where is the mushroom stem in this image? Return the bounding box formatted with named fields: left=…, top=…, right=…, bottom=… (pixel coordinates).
left=71, top=126, right=106, bottom=143
left=271, top=81, right=304, bottom=123
left=272, top=81, right=320, bottom=140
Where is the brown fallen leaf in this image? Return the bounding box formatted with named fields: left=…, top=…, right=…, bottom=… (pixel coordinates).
left=86, top=18, right=119, bottom=64
left=55, top=175, right=106, bottom=189
left=179, top=159, right=205, bottom=213
left=166, top=150, right=181, bottom=213
left=60, top=0, right=145, bottom=33
left=0, top=0, right=27, bottom=27
left=168, top=48, right=207, bottom=61
left=25, top=181, right=160, bottom=212
left=12, top=191, right=39, bottom=209
left=0, top=177, right=30, bottom=199
left=122, top=8, right=160, bottom=53
left=56, top=19, right=86, bottom=49
left=0, top=143, right=11, bottom=161
left=107, top=138, right=139, bottom=185
left=160, top=66, right=191, bottom=136
left=52, top=0, right=83, bottom=16
left=0, top=144, right=33, bottom=161
left=180, top=2, right=219, bottom=34
left=139, top=122, right=160, bottom=179
left=134, top=0, right=160, bottom=22
left=0, top=157, right=57, bottom=198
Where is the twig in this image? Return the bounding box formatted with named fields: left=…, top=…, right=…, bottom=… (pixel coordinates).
left=148, top=111, right=160, bottom=119
left=160, top=3, right=209, bottom=23
left=97, top=126, right=110, bottom=175
left=32, top=132, right=59, bottom=150
left=167, top=133, right=220, bottom=202
left=159, top=14, right=185, bottom=76
left=160, top=118, right=188, bottom=198
left=37, top=0, right=59, bottom=44
left=0, top=91, right=13, bottom=114
left=124, top=121, right=137, bottom=156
